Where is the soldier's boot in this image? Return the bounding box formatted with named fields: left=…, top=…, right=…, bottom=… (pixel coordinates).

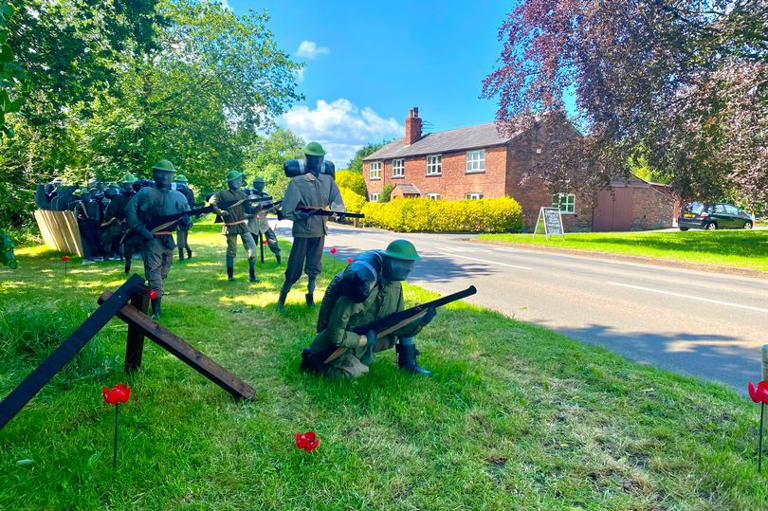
left=151, top=296, right=162, bottom=320
left=275, top=250, right=282, bottom=265
left=124, top=259, right=132, bottom=275
left=226, top=256, right=235, bottom=281
left=178, top=247, right=185, bottom=262
left=186, top=247, right=192, bottom=259
left=396, top=342, right=433, bottom=377
left=305, top=277, right=316, bottom=306
left=248, top=258, right=260, bottom=283
left=276, top=283, right=290, bottom=311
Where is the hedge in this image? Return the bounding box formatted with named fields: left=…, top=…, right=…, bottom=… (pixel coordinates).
left=339, top=187, right=367, bottom=214
left=335, top=170, right=368, bottom=197
left=361, top=196, right=524, bottom=233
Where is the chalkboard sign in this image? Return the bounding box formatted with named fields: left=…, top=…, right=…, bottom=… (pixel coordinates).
left=533, top=207, right=565, bottom=240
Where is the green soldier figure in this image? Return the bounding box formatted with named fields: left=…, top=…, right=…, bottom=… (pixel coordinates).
left=301, top=240, right=435, bottom=378
left=109, top=173, right=139, bottom=273
left=277, top=142, right=345, bottom=309
left=75, top=189, right=105, bottom=261
left=173, top=174, right=195, bottom=262
left=125, top=160, right=191, bottom=318
left=209, top=170, right=259, bottom=282
left=100, top=185, right=123, bottom=260
left=245, top=176, right=281, bottom=264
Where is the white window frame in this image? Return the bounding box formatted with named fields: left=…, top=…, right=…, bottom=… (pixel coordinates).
left=426, top=193, right=440, bottom=201
left=370, top=192, right=380, bottom=202
left=465, top=149, right=485, bottom=173
left=552, top=193, right=576, bottom=214
left=392, top=159, right=404, bottom=178
left=369, top=161, right=381, bottom=180
left=465, top=192, right=483, bottom=200
left=426, top=154, right=442, bottom=176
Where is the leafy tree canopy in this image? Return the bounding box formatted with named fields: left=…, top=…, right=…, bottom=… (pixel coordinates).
left=347, top=141, right=387, bottom=173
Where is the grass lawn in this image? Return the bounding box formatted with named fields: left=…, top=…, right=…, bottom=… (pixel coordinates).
left=1, top=221, right=766, bottom=510
left=476, top=230, right=768, bottom=272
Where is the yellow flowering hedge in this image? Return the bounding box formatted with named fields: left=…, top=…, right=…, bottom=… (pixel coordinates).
left=361, top=196, right=523, bottom=233
left=335, top=170, right=368, bottom=197
left=339, top=187, right=367, bottom=214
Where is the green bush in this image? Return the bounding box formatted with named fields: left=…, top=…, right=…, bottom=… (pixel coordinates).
left=339, top=187, right=367, bottom=214
left=361, top=196, right=524, bottom=233
left=335, top=170, right=367, bottom=197
left=380, top=184, right=394, bottom=203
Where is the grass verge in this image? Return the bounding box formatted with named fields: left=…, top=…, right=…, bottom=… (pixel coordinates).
left=0, top=222, right=764, bottom=510
left=476, top=230, right=768, bottom=272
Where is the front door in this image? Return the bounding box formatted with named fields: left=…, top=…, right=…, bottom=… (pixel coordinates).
left=593, top=187, right=633, bottom=231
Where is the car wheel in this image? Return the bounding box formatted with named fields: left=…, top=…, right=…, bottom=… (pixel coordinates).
left=744, top=221, right=753, bottom=229
left=679, top=227, right=689, bottom=231
left=705, top=222, right=717, bottom=230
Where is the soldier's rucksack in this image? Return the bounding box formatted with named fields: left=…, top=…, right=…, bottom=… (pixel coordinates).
left=316, top=250, right=384, bottom=333
left=283, top=159, right=335, bottom=179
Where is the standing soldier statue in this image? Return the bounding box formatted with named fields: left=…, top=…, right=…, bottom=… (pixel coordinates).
left=172, top=173, right=195, bottom=262
left=209, top=169, right=259, bottom=283
left=277, top=142, right=345, bottom=310
left=300, top=240, right=436, bottom=378
left=75, top=188, right=105, bottom=261
left=108, top=173, right=139, bottom=274
left=245, top=176, right=281, bottom=265
left=125, top=160, right=191, bottom=319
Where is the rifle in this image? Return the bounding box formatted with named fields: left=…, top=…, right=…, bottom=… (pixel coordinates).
left=297, top=205, right=365, bottom=219
left=301, top=286, right=477, bottom=370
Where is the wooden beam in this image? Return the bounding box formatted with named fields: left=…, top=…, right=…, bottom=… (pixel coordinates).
left=125, top=284, right=150, bottom=372
left=0, top=274, right=143, bottom=430
left=98, top=291, right=255, bottom=401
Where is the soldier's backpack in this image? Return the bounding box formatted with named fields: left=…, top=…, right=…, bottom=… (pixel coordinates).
left=316, top=250, right=384, bottom=333
left=283, top=159, right=335, bottom=179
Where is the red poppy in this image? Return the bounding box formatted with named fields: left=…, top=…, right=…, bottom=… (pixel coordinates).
left=61, top=256, right=70, bottom=262
left=748, top=381, right=768, bottom=404
left=149, top=290, right=157, bottom=301
left=347, top=258, right=353, bottom=264
left=102, top=383, right=131, bottom=405
left=330, top=247, right=337, bottom=254
left=295, top=431, right=320, bottom=452
left=262, top=239, right=267, bottom=245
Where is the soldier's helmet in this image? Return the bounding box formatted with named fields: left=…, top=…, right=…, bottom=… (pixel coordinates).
left=174, top=174, right=189, bottom=183
left=382, top=239, right=420, bottom=261
left=252, top=176, right=265, bottom=184
left=120, top=173, right=138, bottom=184
left=226, top=169, right=243, bottom=182
left=152, top=159, right=176, bottom=173
left=303, top=141, right=326, bottom=157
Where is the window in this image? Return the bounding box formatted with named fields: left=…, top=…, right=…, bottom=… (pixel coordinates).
left=465, top=192, right=483, bottom=200
left=392, top=159, right=404, bottom=178
left=466, top=150, right=485, bottom=173
left=427, top=193, right=440, bottom=201
left=370, top=192, right=380, bottom=202
left=426, top=154, right=442, bottom=176
left=552, top=193, right=576, bottom=214
left=724, top=205, right=740, bottom=215
left=369, top=162, right=381, bottom=180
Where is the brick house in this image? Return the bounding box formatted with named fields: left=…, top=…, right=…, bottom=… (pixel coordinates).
left=362, top=108, right=675, bottom=231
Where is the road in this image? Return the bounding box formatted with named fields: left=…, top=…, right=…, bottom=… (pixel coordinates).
left=273, top=221, right=768, bottom=392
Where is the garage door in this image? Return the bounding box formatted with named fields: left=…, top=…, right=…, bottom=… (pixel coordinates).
left=593, top=187, right=633, bottom=231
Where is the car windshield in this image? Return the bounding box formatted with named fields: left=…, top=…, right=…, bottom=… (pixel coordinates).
left=684, top=202, right=705, bottom=214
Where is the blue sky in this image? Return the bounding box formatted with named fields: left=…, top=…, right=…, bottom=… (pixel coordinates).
left=226, top=0, right=516, bottom=165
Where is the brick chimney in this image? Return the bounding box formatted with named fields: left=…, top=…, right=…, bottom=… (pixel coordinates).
left=405, top=107, right=422, bottom=145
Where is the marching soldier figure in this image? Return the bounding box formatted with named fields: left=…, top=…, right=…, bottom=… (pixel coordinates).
left=173, top=173, right=195, bottom=262
left=301, top=240, right=435, bottom=378
left=108, top=173, right=139, bottom=273
left=277, top=142, right=345, bottom=310
left=75, top=188, right=105, bottom=261
left=125, top=160, right=191, bottom=319
left=245, top=176, right=281, bottom=264
left=209, top=170, right=259, bottom=283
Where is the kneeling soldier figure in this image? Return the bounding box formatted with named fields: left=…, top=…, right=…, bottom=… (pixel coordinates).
left=301, top=240, right=435, bottom=378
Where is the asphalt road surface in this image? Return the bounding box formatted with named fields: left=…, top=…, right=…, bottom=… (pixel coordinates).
left=274, top=221, right=768, bottom=393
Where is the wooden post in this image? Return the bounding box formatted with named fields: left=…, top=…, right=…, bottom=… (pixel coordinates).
left=0, top=275, right=142, bottom=430
left=125, top=283, right=150, bottom=372
left=99, top=291, right=255, bottom=400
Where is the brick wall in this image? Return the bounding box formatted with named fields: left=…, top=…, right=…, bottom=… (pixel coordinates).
left=630, top=187, right=675, bottom=230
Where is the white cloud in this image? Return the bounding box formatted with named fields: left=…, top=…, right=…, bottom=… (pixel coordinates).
left=295, top=41, right=330, bottom=60
left=281, top=99, right=403, bottom=166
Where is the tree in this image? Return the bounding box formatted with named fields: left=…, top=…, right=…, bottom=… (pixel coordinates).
left=483, top=1, right=768, bottom=208
left=347, top=141, right=387, bottom=173
left=243, top=128, right=304, bottom=198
